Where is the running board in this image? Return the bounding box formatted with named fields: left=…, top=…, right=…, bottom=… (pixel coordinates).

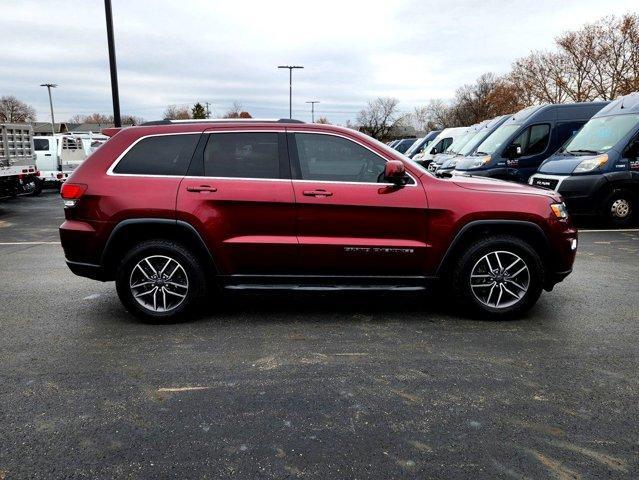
left=220, top=274, right=435, bottom=292
left=224, top=284, right=426, bottom=292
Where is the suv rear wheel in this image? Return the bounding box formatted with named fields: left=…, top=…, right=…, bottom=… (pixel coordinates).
left=450, top=235, right=544, bottom=318
left=116, top=240, right=206, bottom=322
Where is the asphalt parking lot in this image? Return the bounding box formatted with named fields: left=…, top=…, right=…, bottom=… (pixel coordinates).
left=0, top=191, right=638, bottom=479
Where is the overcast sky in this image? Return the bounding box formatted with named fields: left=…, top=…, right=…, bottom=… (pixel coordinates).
left=2, top=0, right=637, bottom=124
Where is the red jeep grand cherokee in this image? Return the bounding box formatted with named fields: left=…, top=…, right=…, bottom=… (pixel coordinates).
left=59, top=119, right=577, bottom=321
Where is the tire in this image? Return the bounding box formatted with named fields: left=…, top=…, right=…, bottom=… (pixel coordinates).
left=602, top=189, right=634, bottom=227
left=30, top=178, right=43, bottom=196
left=450, top=235, right=544, bottom=318
left=115, top=239, right=206, bottom=323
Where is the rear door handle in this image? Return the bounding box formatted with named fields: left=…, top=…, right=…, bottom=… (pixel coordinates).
left=186, top=185, right=217, bottom=193
left=303, top=189, right=333, bottom=197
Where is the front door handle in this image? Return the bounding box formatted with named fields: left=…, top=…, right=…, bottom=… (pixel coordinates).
left=303, top=189, right=333, bottom=197
left=186, top=185, right=217, bottom=193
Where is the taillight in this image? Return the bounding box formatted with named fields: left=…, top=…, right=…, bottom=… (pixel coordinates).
left=60, top=183, right=87, bottom=207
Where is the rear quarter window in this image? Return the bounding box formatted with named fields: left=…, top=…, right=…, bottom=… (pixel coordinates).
left=113, top=134, right=200, bottom=175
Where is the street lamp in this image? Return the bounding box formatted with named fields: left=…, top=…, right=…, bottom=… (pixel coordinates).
left=40, top=83, right=57, bottom=136
left=305, top=100, right=320, bottom=122
left=104, top=0, right=121, bottom=127
left=278, top=65, right=304, bottom=119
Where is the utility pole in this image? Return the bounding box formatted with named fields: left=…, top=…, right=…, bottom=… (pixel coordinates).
left=205, top=102, right=211, bottom=118
left=104, top=0, right=121, bottom=127
left=40, top=83, right=57, bottom=136
left=305, top=100, right=320, bottom=122
left=278, top=65, right=304, bottom=119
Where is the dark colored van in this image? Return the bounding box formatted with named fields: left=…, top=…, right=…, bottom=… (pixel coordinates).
left=454, top=102, right=608, bottom=183
left=393, top=138, right=417, bottom=154
left=529, top=93, right=639, bottom=226
left=404, top=130, right=442, bottom=159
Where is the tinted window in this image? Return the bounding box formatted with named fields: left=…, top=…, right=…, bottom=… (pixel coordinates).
left=509, top=124, right=550, bottom=156
left=203, top=132, right=280, bottom=179
left=294, top=133, right=386, bottom=183
left=34, top=139, right=49, bottom=151
left=113, top=134, right=199, bottom=175
left=556, top=121, right=585, bottom=148
left=525, top=124, right=550, bottom=155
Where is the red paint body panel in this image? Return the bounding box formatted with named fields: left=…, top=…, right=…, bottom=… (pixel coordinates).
left=59, top=121, right=577, bottom=284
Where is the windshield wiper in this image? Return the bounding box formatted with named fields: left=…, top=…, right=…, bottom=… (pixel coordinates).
left=566, top=149, right=601, bottom=155
left=474, top=151, right=490, bottom=156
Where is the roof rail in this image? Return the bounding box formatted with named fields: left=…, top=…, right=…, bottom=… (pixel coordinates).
left=140, top=118, right=305, bottom=126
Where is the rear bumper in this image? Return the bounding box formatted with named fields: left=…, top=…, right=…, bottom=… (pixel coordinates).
left=544, top=268, right=573, bottom=291
left=66, top=260, right=107, bottom=281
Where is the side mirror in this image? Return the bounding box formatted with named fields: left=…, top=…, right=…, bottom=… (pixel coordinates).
left=504, top=143, right=522, bottom=159
left=430, top=147, right=438, bottom=155
left=384, top=160, right=406, bottom=184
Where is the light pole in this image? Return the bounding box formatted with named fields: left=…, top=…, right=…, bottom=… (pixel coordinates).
left=40, top=83, right=57, bottom=136
left=278, top=65, right=304, bottom=119
left=104, top=0, right=121, bottom=127
left=305, top=100, right=320, bottom=122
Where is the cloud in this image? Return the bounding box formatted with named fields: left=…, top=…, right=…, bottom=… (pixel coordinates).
left=1, top=0, right=637, bottom=124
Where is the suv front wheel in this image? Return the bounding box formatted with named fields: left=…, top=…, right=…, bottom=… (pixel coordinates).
left=450, top=235, right=544, bottom=318
left=116, top=240, right=206, bottom=322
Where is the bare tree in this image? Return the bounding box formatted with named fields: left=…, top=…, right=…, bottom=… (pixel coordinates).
left=163, top=105, right=191, bottom=120
left=510, top=13, right=639, bottom=103
left=315, top=116, right=331, bottom=124
left=223, top=101, right=252, bottom=119
left=68, top=113, right=144, bottom=125
left=356, top=97, right=406, bottom=141
left=0, top=96, right=36, bottom=122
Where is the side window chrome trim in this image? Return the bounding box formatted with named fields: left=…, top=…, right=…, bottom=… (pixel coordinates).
left=286, top=129, right=418, bottom=187
left=106, top=132, right=202, bottom=177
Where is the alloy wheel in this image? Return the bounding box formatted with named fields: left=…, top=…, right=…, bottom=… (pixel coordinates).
left=470, top=250, right=530, bottom=309
left=129, top=255, right=189, bottom=312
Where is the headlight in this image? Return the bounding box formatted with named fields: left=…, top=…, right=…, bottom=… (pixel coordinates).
left=466, top=155, right=492, bottom=169
left=573, top=154, right=608, bottom=173
left=550, top=202, right=569, bottom=219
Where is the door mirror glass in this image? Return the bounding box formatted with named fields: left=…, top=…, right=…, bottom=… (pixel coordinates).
left=384, top=160, right=406, bottom=184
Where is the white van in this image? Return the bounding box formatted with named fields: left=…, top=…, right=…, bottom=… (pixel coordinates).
left=412, top=127, right=469, bottom=167
left=34, top=133, right=108, bottom=186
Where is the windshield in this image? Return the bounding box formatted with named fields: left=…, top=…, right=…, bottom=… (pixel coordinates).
left=458, top=128, right=491, bottom=156
left=405, top=137, right=425, bottom=156
left=563, top=114, right=639, bottom=154
left=445, top=131, right=475, bottom=154
left=474, top=124, right=519, bottom=155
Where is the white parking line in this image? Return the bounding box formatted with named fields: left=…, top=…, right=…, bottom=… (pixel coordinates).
left=579, top=228, right=639, bottom=233
left=0, top=241, right=60, bottom=245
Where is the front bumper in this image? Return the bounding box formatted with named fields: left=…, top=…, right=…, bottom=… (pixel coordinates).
left=529, top=173, right=606, bottom=215
left=66, top=260, right=107, bottom=281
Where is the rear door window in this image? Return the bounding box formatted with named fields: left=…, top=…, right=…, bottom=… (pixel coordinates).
left=203, top=132, right=281, bottom=179
left=113, top=134, right=199, bottom=175
left=34, top=139, right=50, bottom=151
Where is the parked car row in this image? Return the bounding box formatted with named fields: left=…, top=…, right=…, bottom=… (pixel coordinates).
left=403, top=93, right=638, bottom=226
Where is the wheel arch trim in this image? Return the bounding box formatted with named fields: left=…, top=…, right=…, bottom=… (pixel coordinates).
left=436, top=219, right=549, bottom=276
left=100, top=218, right=218, bottom=274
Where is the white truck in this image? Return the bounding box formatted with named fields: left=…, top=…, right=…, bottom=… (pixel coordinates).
left=0, top=123, right=41, bottom=198
left=34, top=132, right=108, bottom=186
